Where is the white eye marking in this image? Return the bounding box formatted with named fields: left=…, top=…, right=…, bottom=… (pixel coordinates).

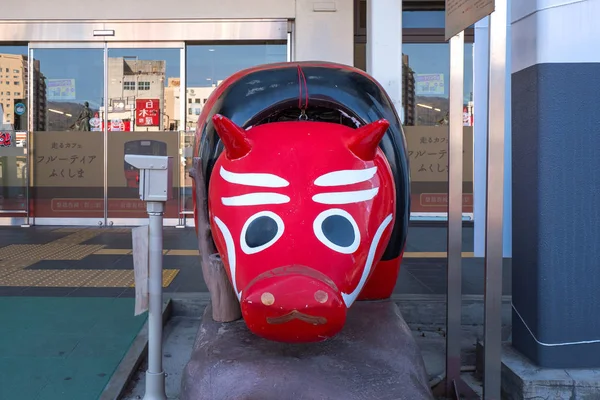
left=221, top=193, right=290, bottom=206
left=313, top=208, right=361, bottom=254
left=240, top=211, right=285, bottom=255
left=213, top=216, right=242, bottom=300
left=341, top=213, right=393, bottom=307
left=312, top=187, right=379, bottom=205
left=314, top=167, right=378, bottom=187
left=220, top=166, right=289, bottom=187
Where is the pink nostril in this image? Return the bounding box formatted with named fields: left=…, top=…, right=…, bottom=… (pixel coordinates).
left=261, top=292, right=275, bottom=306
left=314, top=290, right=328, bottom=304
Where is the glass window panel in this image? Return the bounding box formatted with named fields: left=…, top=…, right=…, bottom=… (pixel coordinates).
left=403, top=42, right=474, bottom=215
left=31, top=48, right=105, bottom=219
left=106, top=48, right=181, bottom=220
left=0, top=45, right=29, bottom=213
left=182, top=43, right=287, bottom=213
left=353, top=38, right=475, bottom=215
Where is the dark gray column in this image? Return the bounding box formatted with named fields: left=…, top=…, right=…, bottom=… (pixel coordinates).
left=511, top=1, right=600, bottom=368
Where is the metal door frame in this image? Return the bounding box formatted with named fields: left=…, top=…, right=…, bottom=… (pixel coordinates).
left=0, top=45, right=36, bottom=226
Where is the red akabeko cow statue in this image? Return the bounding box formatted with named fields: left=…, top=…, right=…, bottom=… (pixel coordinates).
left=208, top=115, right=396, bottom=343
left=194, top=62, right=410, bottom=344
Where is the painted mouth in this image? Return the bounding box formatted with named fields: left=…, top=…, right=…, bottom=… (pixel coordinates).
left=266, top=310, right=328, bottom=325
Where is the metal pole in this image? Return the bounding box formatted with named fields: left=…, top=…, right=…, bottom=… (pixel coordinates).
left=177, top=45, right=187, bottom=228
left=483, top=0, right=507, bottom=398
left=103, top=44, right=109, bottom=227
left=144, top=201, right=167, bottom=400
left=24, top=46, right=33, bottom=228
left=446, top=30, right=465, bottom=393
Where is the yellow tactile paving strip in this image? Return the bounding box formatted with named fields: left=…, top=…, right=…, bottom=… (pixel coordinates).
left=165, top=249, right=199, bottom=256
left=43, top=244, right=107, bottom=260
left=0, top=262, right=33, bottom=279
left=0, top=269, right=179, bottom=288
left=0, top=245, right=44, bottom=260
left=93, top=248, right=132, bottom=255
left=0, top=260, right=36, bottom=269
left=0, top=228, right=179, bottom=288
left=0, top=243, right=103, bottom=261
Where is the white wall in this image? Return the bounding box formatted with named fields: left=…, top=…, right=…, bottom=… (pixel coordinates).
left=294, top=0, right=354, bottom=65
left=473, top=0, right=512, bottom=258
left=366, top=0, right=403, bottom=116
left=512, top=0, right=600, bottom=73
left=0, top=0, right=296, bottom=20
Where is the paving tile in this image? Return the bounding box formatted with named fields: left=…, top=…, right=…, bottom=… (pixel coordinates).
left=166, top=249, right=199, bottom=256
left=34, top=356, right=122, bottom=400
left=0, top=270, right=62, bottom=286
left=71, top=330, right=139, bottom=358
left=0, top=226, right=71, bottom=245
left=0, top=360, right=49, bottom=400
left=0, top=297, right=147, bottom=400
left=0, top=286, right=28, bottom=296
left=118, top=288, right=135, bottom=298
left=93, top=248, right=132, bottom=255
left=0, top=244, right=44, bottom=260
left=31, top=270, right=106, bottom=287
left=20, top=287, right=77, bottom=297
left=43, top=244, right=106, bottom=260
left=394, top=270, right=435, bottom=294
left=68, top=287, right=126, bottom=298
left=0, top=266, right=26, bottom=279
left=0, top=332, right=81, bottom=358
left=24, top=260, right=84, bottom=270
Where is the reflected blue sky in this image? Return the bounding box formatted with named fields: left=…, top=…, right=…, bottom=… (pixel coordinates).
left=402, top=11, right=476, bottom=29
left=404, top=43, right=474, bottom=103
left=0, top=29, right=474, bottom=106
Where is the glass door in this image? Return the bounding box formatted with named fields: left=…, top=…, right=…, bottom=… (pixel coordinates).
left=402, top=41, right=475, bottom=218
left=29, top=43, right=106, bottom=224
left=181, top=42, right=288, bottom=221
left=105, top=43, right=184, bottom=225
left=0, top=45, right=30, bottom=223
left=25, top=39, right=289, bottom=226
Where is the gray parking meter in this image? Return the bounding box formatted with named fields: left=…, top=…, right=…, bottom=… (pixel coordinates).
left=124, top=154, right=172, bottom=400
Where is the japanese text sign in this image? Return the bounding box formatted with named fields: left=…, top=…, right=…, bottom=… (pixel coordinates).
left=33, top=131, right=103, bottom=187
left=136, top=99, right=160, bottom=127
left=404, top=126, right=473, bottom=182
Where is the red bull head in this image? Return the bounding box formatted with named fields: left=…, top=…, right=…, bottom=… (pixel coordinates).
left=208, top=114, right=396, bottom=343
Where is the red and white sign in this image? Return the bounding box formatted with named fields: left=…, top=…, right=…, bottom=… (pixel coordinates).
left=463, top=106, right=474, bottom=126
left=136, top=99, right=160, bottom=127
left=103, top=120, right=132, bottom=132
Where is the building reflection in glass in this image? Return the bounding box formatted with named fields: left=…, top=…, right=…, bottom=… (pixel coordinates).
left=101, top=56, right=167, bottom=133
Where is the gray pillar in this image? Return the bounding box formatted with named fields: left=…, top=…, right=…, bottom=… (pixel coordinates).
left=511, top=0, right=600, bottom=368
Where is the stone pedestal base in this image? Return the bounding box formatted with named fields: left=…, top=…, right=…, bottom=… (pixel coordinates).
left=501, top=344, right=600, bottom=400
left=181, top=300, right=433, bottom=400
